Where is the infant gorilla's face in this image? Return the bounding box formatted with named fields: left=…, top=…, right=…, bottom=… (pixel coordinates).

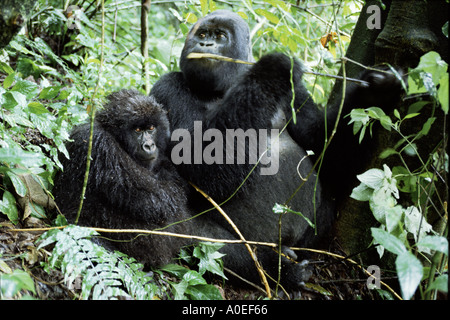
left=128, top=125, right=159, bottom=169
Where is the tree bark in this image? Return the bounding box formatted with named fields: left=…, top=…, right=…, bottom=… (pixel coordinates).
left=333, top=0, right=448, bottom=258
left=141, top=0, right=152, bottom=95
left=375, top=0, right=439, bottom=67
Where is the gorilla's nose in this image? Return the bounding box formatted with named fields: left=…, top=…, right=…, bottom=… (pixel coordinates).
left=200, top=41, right=214, bottom=47
left=143, top=141, right=156, bottom=154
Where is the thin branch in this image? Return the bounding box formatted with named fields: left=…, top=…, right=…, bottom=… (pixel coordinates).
left=8, top=224, right=402, bottom=299
left=141, top=0, right=151, bottom=94
left=9, top=225, right=257, bottom=244
left=186, top=52, right=370, bottom=87
left=189, top=182, right=273, bottom=299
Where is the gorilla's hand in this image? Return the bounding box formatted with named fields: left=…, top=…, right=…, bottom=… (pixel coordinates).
left=249, top=53, right=303, bottom=90
left=356, top=66, right=405, bottom=109
left=283, top=259, right=313, bottom=290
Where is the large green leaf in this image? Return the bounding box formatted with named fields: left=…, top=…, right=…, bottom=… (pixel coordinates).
left=356, top=168, right=385, bottom=189
left=416, top=236, right=448, bottom=255
left=371, top=227, right=406, bottom=255
left=396, top=251, right=423, bottom=300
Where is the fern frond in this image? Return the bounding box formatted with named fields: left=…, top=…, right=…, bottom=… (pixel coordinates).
left=38, top=225, right=160, bottom=300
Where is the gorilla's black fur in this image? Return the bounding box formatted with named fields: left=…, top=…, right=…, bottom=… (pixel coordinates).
left=53, top=90, right=191, bottom=267
left=150, top=10, right=403, bottom=289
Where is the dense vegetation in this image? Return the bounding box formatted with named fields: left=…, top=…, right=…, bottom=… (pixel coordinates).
left=1, top=0, right=447, bottom=300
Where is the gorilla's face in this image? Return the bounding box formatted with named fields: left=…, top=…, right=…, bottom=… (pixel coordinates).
left=180, top=10, right=253, bottom=94
left=186, top=22, right=232, bottom=61
left=126, top=125, right=159, bottom=169
left=96, top=90, right=170, bottom=171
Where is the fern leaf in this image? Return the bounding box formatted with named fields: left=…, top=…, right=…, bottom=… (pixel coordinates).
left=38, top=225, right=159, bottom=300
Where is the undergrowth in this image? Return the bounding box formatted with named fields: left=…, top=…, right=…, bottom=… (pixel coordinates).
left=349, top=51, right=448, bottom=300
left=38, top=225, right=225, bottom=300
left=37, top=224, right=225, bottom=300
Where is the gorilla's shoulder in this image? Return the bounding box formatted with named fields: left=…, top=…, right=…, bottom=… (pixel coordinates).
left=151, top=71, right=187, bottom=104
left=153, top=71, right=185, bottom=89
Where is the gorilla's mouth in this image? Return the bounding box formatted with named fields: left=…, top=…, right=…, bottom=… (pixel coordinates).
left=139, top=155, right=155, bottom=162
left=188, top=52, right=222, bottom=64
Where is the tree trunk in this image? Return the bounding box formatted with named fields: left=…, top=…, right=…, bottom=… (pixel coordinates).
left=375, top=0, right=439, bottom=67
left=333, top=0, right=448, bottom=258
left=141, top=0, right=152, bottom=95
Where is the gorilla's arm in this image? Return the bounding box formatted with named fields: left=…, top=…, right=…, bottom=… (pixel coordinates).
left=62, top=123, right=186, bottom=224
left=287, top=67, right=403, bottom=196
left=164, top=53, right=304, bottom=201
left=207, top=53, right=301, bottom=129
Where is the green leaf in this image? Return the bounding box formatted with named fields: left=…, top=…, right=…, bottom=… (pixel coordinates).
left=396, top=251, right=423, bottom=300
left=3, top=73, right=15, bottom=89
left=426, top=274, right=448, bottom=293
left=371, top=227, right=407, bottom=255
left=179, top=23, right=189, bottom=36
left=193, top=242, right=227, bottom=279
left=0, top=61, right=14, bottom=75
left=28, top=101, right=50, bottom=115
left=367, top=106, right=386, bottom=119
left=12, top=79, right=39, bottom=99
left=379, top=115, right=392, bottom=131
left=199, top=0, right=208, bottom=16
left=369, top=188, right=397, bottom=224
left=379, top=148, right=398, bottom=159
left=0, top=269, right=36, bottom=298
left=0, top=190, right=19, bottom=224
left=443, top=21, right=449, bottom=37
left=9, top=90, right=27, bottom=108
left=385, top=205, right=403, bottom=232
left=416, top=51, right=448, bottom=84
left=185, top=12, right=197, bottom=24
left=182, top=270, right=207, bottom=286
left=160, top=264, right=189, bottom=279
left=39, top=86, right=61, bottom=100
left=349, top=108, right=370, bottom=125
left=186, top=284, right=223, bottom=300
left=404, top=206, right=433, bottom=242
left=273, top=203, right=315, bottom=228
left=356, top=168, right=385, bottom=189
left=350, top=183, right=373, bottom=201
left=255, top=9, right=280, bottom=24
left=416, top=236, right=448, bottom=255
left=7, top=171, right=27, bottom=197
left=403, top=112, right=420, bottom=119
left=407, top=101, right=430, bottom=114
left=419, top=117, right=436, bottom=136
left=438, top=73, right=448, bottom=114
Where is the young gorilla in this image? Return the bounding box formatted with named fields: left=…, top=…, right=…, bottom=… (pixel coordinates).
left=53, top=90, right=192, bottom=267
left=150, top=10, right=403, bottom=290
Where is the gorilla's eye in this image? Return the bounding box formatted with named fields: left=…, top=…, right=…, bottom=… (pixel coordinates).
left=135, top=127, right=142, bottom=132
left=199, top=33, right=206, bottom=39
left=149, top=125, right=155, bottom=131
left=216, top=33, right=226, bottom=39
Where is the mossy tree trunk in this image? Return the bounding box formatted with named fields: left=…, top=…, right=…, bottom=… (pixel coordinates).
left=333, top=0, right=448, bottom=258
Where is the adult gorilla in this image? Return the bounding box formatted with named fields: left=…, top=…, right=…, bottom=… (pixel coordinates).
left=151, top=10, right=402, bottom=289
left=53, top=90, right=192, bottom=267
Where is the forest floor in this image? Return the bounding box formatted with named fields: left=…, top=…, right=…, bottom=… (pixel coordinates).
left=1, top=214, right=392, bottom=301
